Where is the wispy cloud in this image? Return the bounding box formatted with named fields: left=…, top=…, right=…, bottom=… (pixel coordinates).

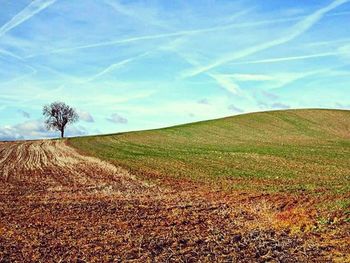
left=104, top=0, right=170, bottom=30
left=257, top=101, right=291, bottom=110
left=207, top=73, right=241, bottom=94
left=223, top=74, right=274, bottom=81
left=230, top=52, right=339, bottom=65
left=107, top=113, right=128, bottom=124
left=304, top=37, right=350, bottom=47
left=335, top=102, right=350, bottom=109
left=338, top=44, right=350, bottom=59
left=258, top=66, right=347, bottom=90
left=86, top=52, right=150, bottom=82
left=0, top=48, right=23, bottom=60
left=114, top=97, right=244, bottom=121
left=0, top=49, right=37, bottom=82
left=271, top=102, right=290, bottom=109
left=0, top=70, right=37, bottom=86
left=0, top=0, right=56, bottom=38
left=25, top=32, right=181, bottom=58
left=1, top=1, right=349, bottom=140
left=0, top=119, right=87, bottom=141
left=23, top=8, right=258, bottom=58
left=0, top=56, right=37, bottom=87
left=228, top=105, right=244, bottom=113
left=175, top=51, right=243, bottom=95
left=182, top=0, right=350, bottom=78
left=78, top=110, right=94, bottom=123
left=209, top=66, right=344, bottom=92
left=24, top=5, right=350, bottom=60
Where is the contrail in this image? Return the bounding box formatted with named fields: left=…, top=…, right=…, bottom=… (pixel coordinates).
left=0, top=0, right=57, bottom=38
left=0, top=49, right=24, bottom=60
left=175, top=52, right=241, bottom=95
left=0, top=48, right=37, bottom=76
left=86, top=52, right=150, bottom=82
left=230, top=52, right=339, bottom=65
left=26, top=27, right=235, bottom=58
left=305, top=37, right=350, bottom=47
left=182, top=0, right=350, bottom=78
left=26, top=7, right=336, bottom=59
left=25, top=8, right=349, bottom=59
left=104, top=0, right=171, bottom=30
left=0, top=71, right=37, bottom=86
left=25, top=32, right=191, bottom=58
left=207, top=73, right=241, bottom=94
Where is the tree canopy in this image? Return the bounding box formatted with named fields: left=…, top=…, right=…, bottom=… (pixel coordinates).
left=43, top=102, right=79, bottom=138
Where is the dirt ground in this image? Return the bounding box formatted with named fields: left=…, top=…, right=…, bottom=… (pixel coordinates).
left=0, top=140, right=348, bottom=262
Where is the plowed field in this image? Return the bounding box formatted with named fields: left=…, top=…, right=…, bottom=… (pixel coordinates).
left=1, top=139, right=349, bottom=262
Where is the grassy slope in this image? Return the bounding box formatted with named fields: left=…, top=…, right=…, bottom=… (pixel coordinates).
left=69, top=109, right=350, bottom=206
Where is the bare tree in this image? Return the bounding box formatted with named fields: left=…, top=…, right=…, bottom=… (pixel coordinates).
left=43, top=102, right=79, bottom=138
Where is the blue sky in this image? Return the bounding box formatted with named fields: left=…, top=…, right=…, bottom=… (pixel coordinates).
left=0, top=0, right=349, bottom=140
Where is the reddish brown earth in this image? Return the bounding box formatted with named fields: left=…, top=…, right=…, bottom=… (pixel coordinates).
left=0, top=140, right=348, bottom=262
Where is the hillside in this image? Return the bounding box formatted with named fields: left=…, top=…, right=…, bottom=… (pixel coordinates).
left=1, top=109, right=349, bottom=261
left=69, top=109, right=350, bottom=195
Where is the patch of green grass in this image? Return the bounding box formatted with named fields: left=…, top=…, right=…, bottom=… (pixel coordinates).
left=69, top=109, right=350, bottom=198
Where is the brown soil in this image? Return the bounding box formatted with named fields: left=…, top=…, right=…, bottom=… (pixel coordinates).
left=0, top=140, right=348, bottom=262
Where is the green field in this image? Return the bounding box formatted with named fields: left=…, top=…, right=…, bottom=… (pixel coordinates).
left=69, top=109, right=350, bottom=202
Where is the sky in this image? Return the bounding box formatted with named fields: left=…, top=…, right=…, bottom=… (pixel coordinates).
left=0, top=0, right=350, bottom=140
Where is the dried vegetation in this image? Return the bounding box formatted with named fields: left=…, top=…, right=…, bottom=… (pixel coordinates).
left=1, top=109, right=350, bottom=262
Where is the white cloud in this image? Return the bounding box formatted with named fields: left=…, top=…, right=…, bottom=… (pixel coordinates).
left=228, top=105, right=244, bottom=113
left=86, top=52, right=150, bottom=82
left=271, top=102, right=290, bottom=109
left=0, top=126, right=24, bottom=141
left=26, top=4, right=350, bottom=59
left=220, top=69, right=338, bottom=91
left=175, top=52, right=243, bottom=95
left=268, top=73, right=309, bottom=89
left=107, top=113, right=128, bottom=124
left=78, top=110, right=94, bottom=123
left=25, top=10, right=251, bottom=58
left=115, top=97, right=245, bottom=120
left=0, top=119, right=88, bottom=141
left=0, top=48, right=23, bottom=60
left=183, top=0, right=350, bottom=78
left=338, top=44, right=350, bottom=59
left=335, top=102, right=350, bottom=109
left=230, top=52, right=339, bottom=65
left=104, top=0, right=170, bottom=30
left=267, top=68, right=339, bottom=89
left=257, top=101, right=291, bottom=110
left=0, top=0, right=57, bottom=38
left=224, top=73, right=274, bottom=81
left=304, top=37, right=350, bottom=48
left=207, top=73, right=241, bottom=94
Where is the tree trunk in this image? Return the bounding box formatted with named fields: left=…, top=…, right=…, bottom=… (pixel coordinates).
left=61, top=129, right=64, bottom=138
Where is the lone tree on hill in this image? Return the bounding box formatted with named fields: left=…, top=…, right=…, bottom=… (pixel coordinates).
left=43, top=101, right=79, bottom=138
